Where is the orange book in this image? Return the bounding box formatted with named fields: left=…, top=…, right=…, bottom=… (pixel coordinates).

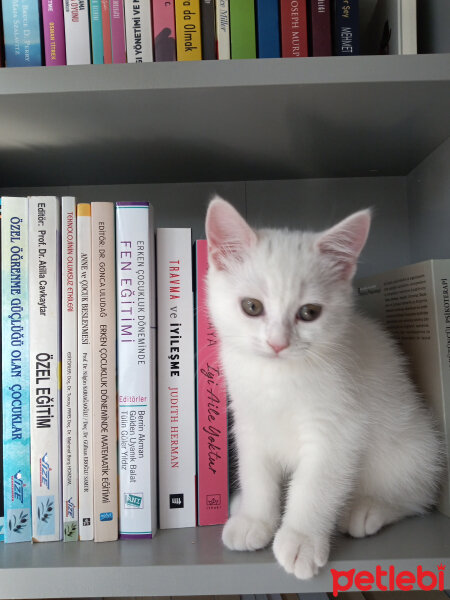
left=175, top=0, right=202, bottom=61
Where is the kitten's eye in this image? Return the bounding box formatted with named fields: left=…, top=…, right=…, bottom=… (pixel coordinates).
left=241, top=298, right=264, bottom=317
left=297, top=304, right=322, bottom=322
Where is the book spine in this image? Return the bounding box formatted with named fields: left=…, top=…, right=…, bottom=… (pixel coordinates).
left=229, top=0, right=256, bottom=59
left=125, top=0, right=154, bottom=62
left=280, top=0, right=308, bottom=57
left=195, top=240, right=229, bottom=526
left=110, top=0, right=127, bottom=63
left=310, top=0, right=332, bottom=56
left=0, top=199, right=2, bottom=542
left=333, top=0, right=359, bottom=56
left=201, top=0, right=216, bottom=59
left=42, top=0, right=67, bottom=65
left=157, top=228, right=196, bottom=529
left=63, top=0, right=91, bottom=64
left=0, top=9, right=4, bottom=67
left=175, top=0, right=202, bottom=61
left=29, top=196, right=62, bottom=543
left=2, top=0, right=43, bottom=66
left=1, top=197, right=32, bottom=543
left=61, top=197, right=78, bottom=542
left=77, top=203, right=94, bottom=541
left=152, top=0, right=177, bottom=61
left=255, top=0, right=281, bottom=58
left=215, top=0, right=230, bottom=60
left=90, top=0, right=104, bottom=64
left=116, top=202, right=157, bottom=539
left=101, top=0, right=113, bottom=63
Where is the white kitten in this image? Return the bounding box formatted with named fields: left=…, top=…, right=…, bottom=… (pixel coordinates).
left=205, top=197, right=443, bottom=580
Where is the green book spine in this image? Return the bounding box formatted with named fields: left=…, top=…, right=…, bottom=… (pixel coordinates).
left=230, top=0, right=256, bottom=59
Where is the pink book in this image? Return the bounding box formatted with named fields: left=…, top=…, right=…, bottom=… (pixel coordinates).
left=195, top=240, right=229, bottom=526
left=42, top=0, right=67, bottom=65
left=109, top=0, right=126, bottom=63
left=152, top=0, right=176, bottom=62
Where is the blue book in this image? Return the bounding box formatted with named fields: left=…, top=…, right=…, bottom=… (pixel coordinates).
left=1, top=197, right=32, bottom=543
left=90, top=0, right=104, bottom=64
left=2, top=0, right=43, bottom=66
left=334, top=0, right=360, bottom=56
left=256, top=0, right=281, bottom=58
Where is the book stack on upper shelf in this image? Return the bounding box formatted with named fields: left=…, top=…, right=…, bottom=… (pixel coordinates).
left=0, top=0, right=420, bottom=67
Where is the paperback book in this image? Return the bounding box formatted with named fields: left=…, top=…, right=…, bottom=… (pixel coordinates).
left=125, top=0, right=154, bottom=62
left=116, top=201, right=158, bottom=539
left=152, top=0, right=176, bottom=61
left=357, top=260, right=450, bottom=518
left=256, top=0, right=281, bottom=58
left=333, top=0, right=360, bottom=56
left=90, top=0, right=104, bottom=64
left=1, top=197, right=32, bottom=543
left=2, top=0, right=43, bottom=66
left=29, top=196, right=62, bottom=542
left=309, top=0, right=332, bottom=56
left=229, top=0, right=256, bottom=59
left=201, top=0, right=216, bottom=60
left=42, top=0, right=67, bottom=65
left=175, top=0, right=202, bottom=61
left=0, top=199, right=2, bottom=542
left=157, top=228, right=196, bottom=529
left=110, top=0, right=127, bottom=63
left=63, top=0, right=91, bottom=64
left=280, top=0, right=308, bottom=57
left=101, top=0, right=113, bottom=63
left=215, top=0, right=230, bottom=60
left=364, top=0, right=417, bottom=55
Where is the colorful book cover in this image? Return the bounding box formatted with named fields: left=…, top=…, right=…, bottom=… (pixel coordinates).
left=333, top=0, right=359, bottom=56
left=101, top=0, right=113, bottom=63
left=63, top=0, right=91, bottom=64
left=2, top=0, right=43, bottom=67
left=310, top=0, right=332, bottom=56
left=61, top=197, right=78, bottom=542
left=125, top=0, right=154, bottom=62
left=201, top=0, right=216, bottom=59
left=175, top=0, right=202, bottom=61
left=1, top=197, right=32, bottom=543
left=42, top=0, right=67, bottom=65
left=116, top=201, right=157, bottom=539
left=110, top=0, right=127, bottom=63
left=195, top=240, right=229, bottom=526
left=229, top=0, right=256, bottom=59
left=157, top=228, right=196, bottom=529
left=90, top=0, right=104, bottom=64
left=256, top=0, right=281, bottom=58
left=215, top=0, right=230, bottom=60
left=91, top=203, right=118, bottom=542
left=77, top=203, right=94, bottom=541
left=280, top=0, right=308, bottom=57
left=152, top=0, right=177, bottom=61
left=29, top=196, right=62, bottom=543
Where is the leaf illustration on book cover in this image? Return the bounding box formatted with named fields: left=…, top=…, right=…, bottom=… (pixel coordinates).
left=64, top=522, right=77, bottom=538
left=39, top=498, right=54, bottom=523
left=8, top=511, right=29, bottom=533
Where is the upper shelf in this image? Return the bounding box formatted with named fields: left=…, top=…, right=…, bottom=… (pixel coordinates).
left=0, top=54, right=449, bottom=187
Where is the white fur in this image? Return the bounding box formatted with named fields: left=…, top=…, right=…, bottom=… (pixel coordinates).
left=205, top=197, right=443, bottom=580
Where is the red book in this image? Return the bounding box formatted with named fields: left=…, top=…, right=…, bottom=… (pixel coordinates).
left=310, top=0, right=332, bottom=56
left=280, top=0, right=308, bottom=57
left=101, top=0, right=112, bottom=64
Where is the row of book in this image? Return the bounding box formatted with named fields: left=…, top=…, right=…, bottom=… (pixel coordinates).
left=0, top=0, right=417, bottom=68
left=0, top=196, right=228, bottom=543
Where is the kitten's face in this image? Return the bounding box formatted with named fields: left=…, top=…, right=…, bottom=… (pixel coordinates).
left=206, top=198, right=371, bottom=360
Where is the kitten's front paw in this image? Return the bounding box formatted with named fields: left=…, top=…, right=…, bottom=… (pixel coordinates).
left=222, top=514, right=275, bottom=551
left=273, top=526, right=329, bottom=579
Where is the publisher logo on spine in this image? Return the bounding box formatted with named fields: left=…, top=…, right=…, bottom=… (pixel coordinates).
left=124, top=493, right=143, bottom=509
left=11, top=470, right=26, bottom=504
left=39, top=452, right=51, bottom=489
left=206, top=494, right=221, bottom=508
left=170, top=493, right=184, bottom=509
left=66, top=497, right=75, bottom=519
left=100, top=512, right=113, bottom=522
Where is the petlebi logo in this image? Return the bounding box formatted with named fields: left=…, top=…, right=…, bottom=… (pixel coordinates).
left=39, top=452, right=51, bottom=489
left=11, top=470, right=26, bottom=503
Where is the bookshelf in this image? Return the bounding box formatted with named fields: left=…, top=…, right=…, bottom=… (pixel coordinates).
left=0, top=14, right=450, bottom=598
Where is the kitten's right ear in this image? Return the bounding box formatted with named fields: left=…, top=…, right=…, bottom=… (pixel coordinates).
left=206, top=196, right=257, bottom=270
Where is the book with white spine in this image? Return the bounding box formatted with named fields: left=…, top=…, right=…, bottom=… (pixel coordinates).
left=77, top=203, right=94, bottom=540
left=63, top=0, right=91, bottom=64
left=61, top=197, right=78, bottom=542
left=157, top=228, right=196, bottom=529
left=215, top=0, right=230, bottom=59
left=125, top=0, right=154, bottom=62
left=29, top=196, right=62, bottom=542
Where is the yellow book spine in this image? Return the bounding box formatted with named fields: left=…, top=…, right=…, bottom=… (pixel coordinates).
left=175, top=0, right=202, bottom=61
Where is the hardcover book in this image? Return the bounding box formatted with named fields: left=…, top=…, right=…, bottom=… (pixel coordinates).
left=63, top=0, right=91, bottom=64
left=61, top=197, right=78, bottom=542
left=29, top=196, right=62, bottom=542
left=2, top=0, right=43, bottom=66
left=333, top=0, right=360, bottom=56
left=280, top=0, right=308, bottom=57
left=77, top=203, right=94, bottom=541
left=42, top=0, right=67, bottom=65
left=1, top=197, right=32, bottom=543
left=215, top=0, right=230, bottom=60
left=110, top=0, right=127, bottom=63
left=175, top=0, right=202, bottom=61
left=357, top=260, right=450, bottom=518
left=101, top=0, right=113, bottom=63
left=152, top=0, right=176, bottom=61
left=195, top=240, right=229, bottom=526
left=157, top=228, right=196, bottom=529
left=125, top=0, right=154, bottom=62
left=91, top=203, right=118, bottom=542
left=201, top=0, right=216, bottom=60
left=229, top=0, right=256, bottom=59
left=116, top=201, right=158, bottom=539
left=310, top=0, right=332, bottom=56
left=364, top=0, right=417, bottom=55
left=90, top=0, right=104, bottom=64
left=256, top=0, right=281, bottom=58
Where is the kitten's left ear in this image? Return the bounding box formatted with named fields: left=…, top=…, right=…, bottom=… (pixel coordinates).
left=316, top=209, right=371, bottom=280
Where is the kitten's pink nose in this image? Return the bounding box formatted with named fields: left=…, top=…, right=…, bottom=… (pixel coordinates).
left=268, top=341, right=289, bottom=354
